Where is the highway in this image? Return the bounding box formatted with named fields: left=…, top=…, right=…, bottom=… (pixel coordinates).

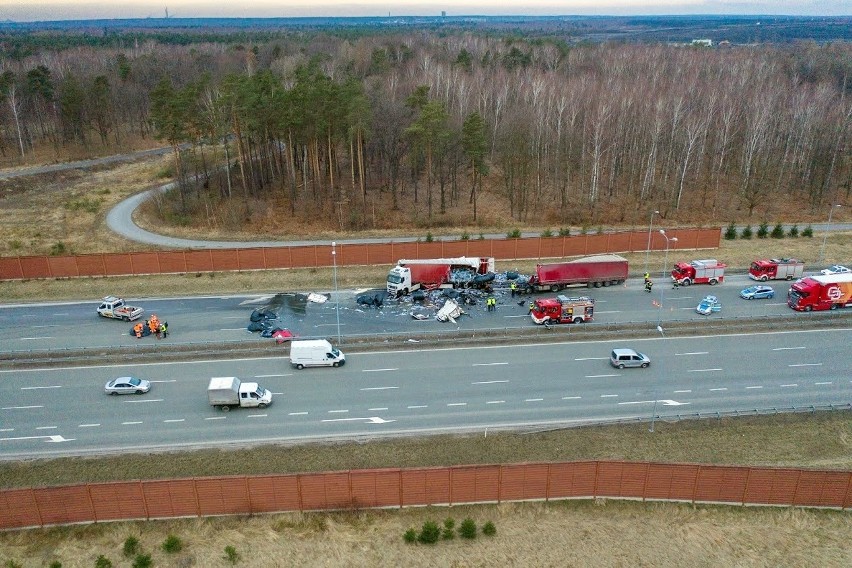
left=0, top=274, right=842, bottom=352
left=0, top=327, right=849, bottom=459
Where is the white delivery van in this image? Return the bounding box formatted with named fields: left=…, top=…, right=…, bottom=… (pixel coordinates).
left=290, top=339, right=346, bottom=369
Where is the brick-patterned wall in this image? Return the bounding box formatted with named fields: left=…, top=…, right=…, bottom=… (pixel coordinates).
left=2, top=459, right=849, bottom=530
left=0, top=229, right=721, bottom=280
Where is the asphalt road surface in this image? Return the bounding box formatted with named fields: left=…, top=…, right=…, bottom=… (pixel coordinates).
left=0, top=274, right=840, bottom=353
left=0, top=327, right=849, bottom=459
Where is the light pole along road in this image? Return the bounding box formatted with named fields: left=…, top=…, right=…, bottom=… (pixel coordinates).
left=0, top=327, right=848, bottom=460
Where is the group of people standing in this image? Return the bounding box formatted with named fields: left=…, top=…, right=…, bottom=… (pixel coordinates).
left=132, top=314, right=168, bottom=339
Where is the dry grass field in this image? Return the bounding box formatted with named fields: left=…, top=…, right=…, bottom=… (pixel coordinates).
left=1, top=155, right=851, bottom=566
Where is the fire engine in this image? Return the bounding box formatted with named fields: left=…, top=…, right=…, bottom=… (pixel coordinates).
left=530, top=295, right=595, bottom=325
left=749, top=258, right=804, bottom=281
left=671, top=259, right=726, bottom=286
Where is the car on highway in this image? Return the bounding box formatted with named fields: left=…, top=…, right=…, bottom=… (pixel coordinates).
left=696, top=295, right=722, bottom=315
left=739, top=285, right=775, bottom=300
left=820, top=265, right=850, bottom=275
left=610, top=348, right=650, bottom=369
left=104, top=376, right=151, bottom=395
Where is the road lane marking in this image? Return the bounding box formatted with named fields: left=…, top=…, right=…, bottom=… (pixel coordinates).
left=362, top=368, right=398, bottom=372
left=789, top=363, right=823, bottom=367
left=814, top=381, right=833, bottom=385
left=674, top=390, right=692, bottom=393
left=408, top=405, right=428, bottom=409
left=150, top=380, right=176, bottom=383
left=0, top=429, right=13, bottom=432
left=288, top=412, right=308, bottom=416
left=30, top=325, right=58, bottom=328
left=746, top=386, right=763, bottom=389
left=586, top=374, right=620, bottom=378
left=688, top=368, right=723, bottom=373
left=562, top=396, right=582, bottom=400
left=781, top=384, right=798, bottom=388
left=163, top=419, right=185, bottom=423
left=709, top=388, right=728, bottom=391
left=255, top=374, right=291, bottom=378
left=447, top=403, right=467, bottom=407
left=600, top=394, right=618, bottom=398
left=773, top=346, right=806, bottom=351
left=247, top=414, right=268, bottom=418
left=122, top=421, right=143, bottom=425
left=486, top=400, right=505, bottom=404
left=21, top=385, right=61, bottom=390
left=205, top=416, right=227, bottom=420
left=322, top=417, right=394, bottom=424
left=575, top=357, right=609, bottom=361
left=328, top=410, right=349, bottom=414
left=19, top=337, right=54, bottom=340
left=618, top=400, right=689, bottom=406
left=503, top=315, right=529, bottom=318
left=360, top=386, right=399, bottom=391
left=123, top=399, right=163, bottom=403
left=368, top=407, right=388, bottom=411
left=1, top=405, right=43, bottom=410
left=472, top=380, right=509, bottom=385
left=79, top=424, right=100, bottom=428
left=594, top=310, right=621, bottom=314
left=36, top=426, right=57, bottom=430
left=0, top=434, right=73, bottom=443
left=676, top=352, right=709, bottom=356
left=525, top=398, right=544, bottom=402
left=220, top=328, right=247, bottom=331
left=472, top=362, right=508, bottom=366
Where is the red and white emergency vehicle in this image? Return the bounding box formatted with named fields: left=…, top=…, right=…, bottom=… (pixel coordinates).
left=749, top=258, right=804, bottom=281
left=530, top=295, right=595, bottom=325
left=671, top=259, right=726, bottom=286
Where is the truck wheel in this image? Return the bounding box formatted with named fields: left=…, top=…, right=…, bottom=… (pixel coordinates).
left=682, top=279, right=691, bottom=286
left=761, top=276, right=768, bottom=282
left=221, top=405, right=230, bottom=412
left=525, top=286, right=533, bottom=294
left=593, top=282, right=601, bottom=288
left=122, top=316, right=129, bottom=322
left=296, top=364, right=304, bottom=370
left=258, top=403, right=267, bottom=409
left=709, top=279, right=718, bottom=285
left=573, top=317, right=583, bottom=324
left=550, top=285, right=559, bottom=292
left=804, top=306, right=812, bottom=312
left=602, top=281, right=610, bottom=287
left=333, top=362, right=340, bottom=367
left=830, top=303, right=838, bottom=310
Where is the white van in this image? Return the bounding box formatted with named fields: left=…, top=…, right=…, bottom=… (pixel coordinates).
left=290, top=339, right=346, bottom=369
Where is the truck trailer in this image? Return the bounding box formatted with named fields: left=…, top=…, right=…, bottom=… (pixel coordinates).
left=671, top=259, right=726, bottom=286
left=386, top=257, right=495, bottom=296
left=749, top=258, right=804, bottom=281
left=787, top=273, right=852, bottom=311
left=530, top=296, right=595, bottom=325
left=207, top=377, right=272, bottom=411
left=523, top=255, right=628, bottom=293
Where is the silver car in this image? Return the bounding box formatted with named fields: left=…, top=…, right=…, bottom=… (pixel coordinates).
left=610, top=348, right=651, bottom=369
left=104, top=376, right=151, bottom=395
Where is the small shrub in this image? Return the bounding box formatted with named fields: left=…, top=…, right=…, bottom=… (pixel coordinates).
left=9, top=239, right=22, bottom=250
left=162, top=534, right=183, bottom=553
left=49, top=242, right=67, bottom=256
left=425, top=232, right=434, bottom=243
left=95, top=555, right=113, bottom=568
left=223, top=545, right=240, bottom=564
left=580, top=225, right=589, bottom=235
left=132, top=554, right=152, bottom=568
left=418, top=520, right=441, bottom=544
left=459, top=518, right=477, bottom=539
left=788, top=224, right=799, bottom=238
left=5, top=561, right=22, bottom=568
left=757, top=222, right=769, bottom=238
left=596, top=226, right=604, bottom=235
left=460, top=232, right=469, bottom=240
left=541, top=228, right=553, bottom=238
left=802, top=225, right=814, bottom=237
left=558, top=227, right=571, bottom=236
left=478, top=233, right=485, bottom=240
left=49, top=562, right=63, bottom=568
left=482, top=521, right=497, bottom=536
left=123, top=536, right=140, bottom=558
left=770, top=223, right=785, bottom=239
left=723, top=222, right=737, bottom=240
left=507, top=228, right=521, bottom=239
left=442, top=517, right=456, bottom=540
left=403, top=529, right=417, bottom=543
left=740, top=225, right=753, bottom=239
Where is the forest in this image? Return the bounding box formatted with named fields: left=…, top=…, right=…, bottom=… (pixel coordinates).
left=0, top=26, right=850, bottom=232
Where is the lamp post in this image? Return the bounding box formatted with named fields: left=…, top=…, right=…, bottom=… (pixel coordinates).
left=331, top=241, right=341, bottom=344
left=658, top=230, right=678, bottom=324
left=644, top=210, right=660, bottom=276
left=819, top=204, right=841, bottom=265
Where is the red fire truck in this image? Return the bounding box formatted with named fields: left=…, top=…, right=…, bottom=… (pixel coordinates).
left=749, top=258, right=804, bottom=281
left=671, top=259, right=726, bottom=286
left=530, top=296, right=595, bottom=325
left=787, top=273, right=852, bottom=311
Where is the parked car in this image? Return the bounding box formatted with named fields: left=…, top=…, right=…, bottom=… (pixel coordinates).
left=696, top=295, right=722, bottom=315
left=104, top=376, right=151, bottom=395
left=610, top=348, right=651, bottom=369
left=820, top=265, right=850, bottom=275
left=739, top=285, right=775, bottom=300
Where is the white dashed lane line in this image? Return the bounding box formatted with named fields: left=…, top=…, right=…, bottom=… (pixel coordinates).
left=447, top=403, right=467, bottom=407
left=814, top=382, right=833, bottom=385
left=525, top=398, right=544, bottom=402
left=780, top=384, right=798, bottom=388
left=674, top=390, right=691, bottom=393
left=79, top=424, right=100, bottom=428
left=709, top=388, right=728, bottom=391
left=122, top=421, right=143, bottom=425
left=36, top=426, right=57, bottom=430
left=360, top=386, right=399, bottom=391
left=472, top=380, right=509, bottom=385
left=688, top=368, right=723, bottom=373
left=163, top=419, right=185, bottom=423
left=368, top=407, right=388, bottom=411
left=21, top=386, right=61, bottom=390
left=562, top=396, right=582, bottom=400
left=676, top=352, right=708, bottom=356
left=288, top=412, right=308, bottom=416
left=600, top=394, right=618, bottom=398
left=472, top=362, right=508, bottom=367
left=2, top=405, right=43, bottom=410
left=486, top=400, right=505, bottom=404
left=362, top=368, right=398, bottom=373
left=773, top=346, right=806, bottom=351
left=408, top=405, right=428, bottom=409
left=789, top=363, right=823, bottom=367
left=746, top=386, right=763, bottom=390
left=328, top=410, right=349, bottom=414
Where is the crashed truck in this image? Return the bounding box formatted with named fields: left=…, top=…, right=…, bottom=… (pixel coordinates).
left=522, top=255, right=628, bottom=293
left=387, top=257, right=496, bottom=296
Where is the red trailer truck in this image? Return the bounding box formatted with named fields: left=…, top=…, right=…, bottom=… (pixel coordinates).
left=787, top=273, right=852, bottom=311
left=749, top=258, right=804, bottom=281
left=530, top=296, right=595, bottom=325
left=523, top=254, right=628, bottom=293
left=386, top=257, right=495, bottom=296
left=671, top=259, right=726, bottom=286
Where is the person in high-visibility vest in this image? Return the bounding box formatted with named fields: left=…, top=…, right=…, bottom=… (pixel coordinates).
left=133, top=323, right=143, bottom=338
left=510, top=282, right=517, bottom=297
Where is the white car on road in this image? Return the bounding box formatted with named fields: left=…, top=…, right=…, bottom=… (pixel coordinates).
left=820, top=265, right=850, bottom=275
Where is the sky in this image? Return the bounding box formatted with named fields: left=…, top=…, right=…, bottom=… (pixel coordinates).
left=0, top=0, right=848, bottom=22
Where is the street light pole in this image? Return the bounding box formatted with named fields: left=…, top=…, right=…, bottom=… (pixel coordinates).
left=819, top=204, right=841, bottom=265
left=332, top=241, right=341, bottom=345
left=644, top=210, right=659, bottom=276
left=658, top=230, right=678, bottom=325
